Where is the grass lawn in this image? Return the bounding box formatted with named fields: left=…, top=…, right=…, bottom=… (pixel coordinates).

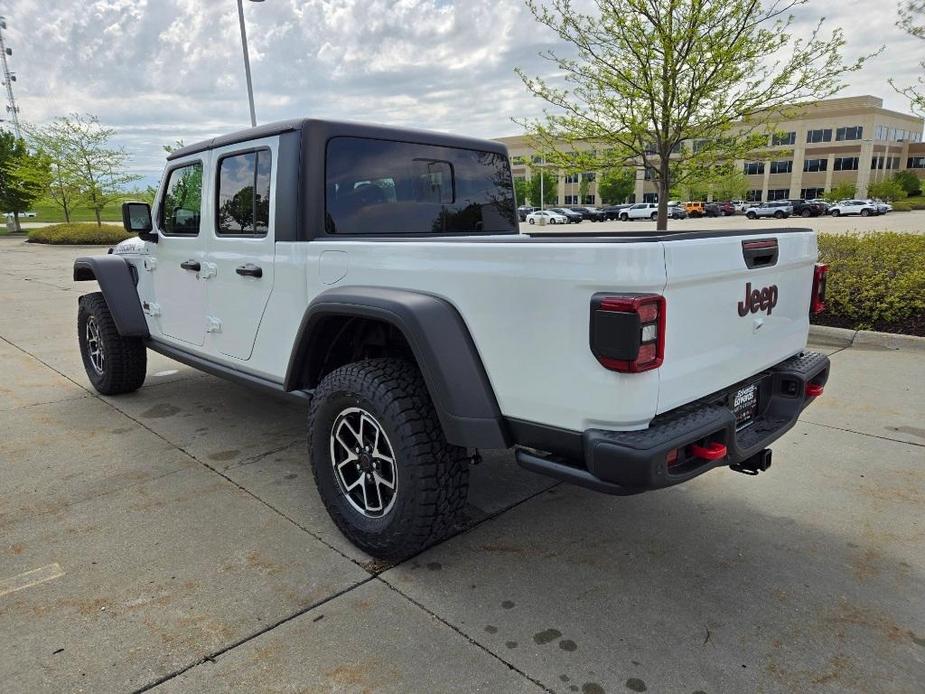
left=9, top=195, right=146, bottom=224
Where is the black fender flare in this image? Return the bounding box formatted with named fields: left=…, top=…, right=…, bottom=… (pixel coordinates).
left=285, top=286, right=510, bottom=450
left=73, top=255, right=149, bottom=338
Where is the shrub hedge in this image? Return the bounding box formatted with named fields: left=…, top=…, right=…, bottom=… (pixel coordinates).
left=27, top=223, right=132, bottom=245
left=813, top=232, right=925, bottom=336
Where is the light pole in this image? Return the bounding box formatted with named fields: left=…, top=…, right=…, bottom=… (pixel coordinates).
left=237, top=0, right=264, bottom=128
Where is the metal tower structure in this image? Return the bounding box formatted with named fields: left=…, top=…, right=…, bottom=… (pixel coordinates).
left=0, top=16, right=21, bottom=138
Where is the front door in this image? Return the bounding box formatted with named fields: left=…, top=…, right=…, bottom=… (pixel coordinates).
left=151, top=157, right=209, bottom=347
left=204, top=140, right=276, bottom=361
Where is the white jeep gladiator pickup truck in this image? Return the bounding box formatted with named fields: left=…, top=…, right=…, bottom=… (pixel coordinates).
left=74, top=119, right=830, bottom=559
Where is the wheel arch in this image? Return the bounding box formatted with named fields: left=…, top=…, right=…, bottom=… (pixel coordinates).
left=73, top=256, right=149, bottom=338
left=286, top=286, right=510, bottom=450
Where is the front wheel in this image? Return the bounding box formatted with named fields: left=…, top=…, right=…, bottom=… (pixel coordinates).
left=860, top=209, right=870, bottom=217
left=650, top=212, right=658, bottom=220
left=77, top=293, right=146, bottom=395
left=774, top=210, right=784, bottom=219
left=801, top=209, right=811, bottom=217
left=307, top=359, right=469, bottom=561
left=528, top=218, right=535, bottom=224
left=746, top=212, right=756, bottom=219
left=831, top=209, right=840, bottom=217
left=620, top=214, right=628, bottom=221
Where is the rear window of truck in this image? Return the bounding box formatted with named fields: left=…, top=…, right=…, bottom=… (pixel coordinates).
left=325, top=137, right=517, bottom=235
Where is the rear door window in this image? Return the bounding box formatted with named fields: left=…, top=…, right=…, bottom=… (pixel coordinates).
left=325, top=137, right=517, bottom=235
left=216, top=149, right=272, bottom=236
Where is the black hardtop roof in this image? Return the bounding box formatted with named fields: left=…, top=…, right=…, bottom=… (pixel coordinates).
left=165, top=118, right=510, bottom=161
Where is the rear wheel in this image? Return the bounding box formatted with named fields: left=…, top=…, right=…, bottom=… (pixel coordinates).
left=307, top=359, right=469, bottom=560
left=860, top=209, right=870, bottom=217
left=773, top=210, right=784, bottom=219
left=77, top=293, right=146, bottom=395
left=801, top=209, right=811, bottom=217
left=746, top=212, right=756, bottom=219
left=650, top=212, right=658, bottom=220
left=831, top=209, right=840, bottom=217
left=528, top=218, right=535, bottom=224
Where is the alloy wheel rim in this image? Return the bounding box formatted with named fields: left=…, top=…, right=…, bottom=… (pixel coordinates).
left=86, top=316, right=104, bottom=374
left=329, top=407, right=398, bottom=518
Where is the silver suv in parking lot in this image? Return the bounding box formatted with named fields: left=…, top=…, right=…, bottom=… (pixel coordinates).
left=745, top=201, right=793, bottom=219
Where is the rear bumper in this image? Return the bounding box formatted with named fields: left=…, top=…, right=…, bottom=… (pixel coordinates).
left=515, top=351, right=830, bottom=495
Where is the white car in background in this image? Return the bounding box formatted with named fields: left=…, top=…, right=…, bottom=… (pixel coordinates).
left=828, top=199, right=877, bottom=217
left=619, top=202, right=659, bottom=221
left=525, top=209, right=569, bottom=225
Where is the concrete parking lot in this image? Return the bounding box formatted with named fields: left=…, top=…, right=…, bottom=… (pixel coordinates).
left=1, top=237, right=923, bottom=693
left=523, top=209, right=925, bottom=235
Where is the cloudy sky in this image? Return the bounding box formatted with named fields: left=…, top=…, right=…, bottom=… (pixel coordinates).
left=4, top=0, right=922, bottom=185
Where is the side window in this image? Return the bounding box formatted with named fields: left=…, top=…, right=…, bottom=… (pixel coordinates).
left=216, top=149, right=272, bottom=236
left=160, top=162, right=203, bottom=235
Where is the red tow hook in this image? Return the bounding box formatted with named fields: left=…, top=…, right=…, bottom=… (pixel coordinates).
left=689, top=442, right=728, bottom=461
left=806, top=383, right=824, bottom=397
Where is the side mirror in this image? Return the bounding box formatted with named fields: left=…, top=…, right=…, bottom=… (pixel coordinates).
left=121, top=202, right=157, bottom=243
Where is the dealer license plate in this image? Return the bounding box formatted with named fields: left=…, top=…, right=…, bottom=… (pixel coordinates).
left=732, top=383, right=759, bottom=430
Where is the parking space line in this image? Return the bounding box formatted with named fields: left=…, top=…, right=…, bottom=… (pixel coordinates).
left=0, top=563, right=65, bottom=598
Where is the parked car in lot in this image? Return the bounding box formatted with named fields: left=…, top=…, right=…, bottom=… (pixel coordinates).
left=73, top=117, right=831, bottom=560
left=827, top=199, right=877, bottom=217
left=517, top=205, right=537, bottom=222
left=667, top=205, right=687, bottom=219
left=704, top=202, right=722, bottom=217
left=745, top=201, right=793, bottom=219
left=732, top=200, right=750, bottom=214
left=788, top=200, right=827, bottom=218
left=600, top=204, right=632, bottom=220
left=871, top=199, right=891, bottom=214
left=569, top=206, right=607, bottom=222
left=526, top=209, right=569, bottom=225
left=4, top=211, right=37, bottom=218
left=715, top=201, right=736, bottom=216
left=619, top=202, right=659, bottom=221
left=549, top=207, right=584, bottom=224
left=685, top=201, right=705, bottom=217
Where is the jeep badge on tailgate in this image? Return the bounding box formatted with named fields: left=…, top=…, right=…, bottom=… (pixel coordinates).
left=738, top=282, right=778, bottom=316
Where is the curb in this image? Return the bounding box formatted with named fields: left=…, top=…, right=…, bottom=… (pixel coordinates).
left=809, top=325, right=925, bottom=352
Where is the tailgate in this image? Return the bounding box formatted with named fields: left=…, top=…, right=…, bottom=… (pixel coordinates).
left=658, top=230, right=818, bottom=414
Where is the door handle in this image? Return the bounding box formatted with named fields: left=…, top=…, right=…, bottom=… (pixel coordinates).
left=180, top=259, right=201, bottom=272
left=236, top=263, right=263, bottom=278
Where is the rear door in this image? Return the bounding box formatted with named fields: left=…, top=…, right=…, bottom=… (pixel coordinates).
left=657, top=231, right=817, bottom=414
left=203, top=138, right=277, bottom=361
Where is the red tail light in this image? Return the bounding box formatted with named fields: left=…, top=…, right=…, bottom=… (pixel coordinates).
left=811, top=263, right=828, bottom=315
left=590, top=294, right=665, bottom=373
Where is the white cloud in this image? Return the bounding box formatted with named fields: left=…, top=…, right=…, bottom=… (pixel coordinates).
left=3, top=0, right=922, bottom=184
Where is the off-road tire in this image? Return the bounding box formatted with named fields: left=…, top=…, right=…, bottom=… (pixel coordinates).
left=77, top=292, right=146, bottom=395
left=307, top=358, right=469, bottom=560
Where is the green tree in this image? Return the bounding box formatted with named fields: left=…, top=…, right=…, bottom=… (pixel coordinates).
left=27, top=124, right=80, bottom=223
left=578, top=174, right=590, bottom=203
left=597, top=168, right=635, bottom=204
left=526, top=168, right=558, bottom=206
left=32, top=114, right=140, bottom=226
left=517, top=0, right=876, bottom=229
left=824, top=182, right=856, bottom=202
left=514, top=176, right=529, bottom=206
left=893, top=169, right=922, bottom=197
left=892, top=2, right=925, bottom=113
left=867, top=178, right=905, bottom=201
left=0, top=133, right=51, bottom=229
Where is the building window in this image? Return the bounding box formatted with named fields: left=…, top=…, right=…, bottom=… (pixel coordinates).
left=771, top=131, right=796, bottom=146
left=907, top=156, right=925, bottom=169
left=642, top=193, right=657, bottom=203
left=801, top=187, right=826, bottom=199
left=833, top=156, right=859, bottom=171
left=835, top=126, right=863, bottom=141
left=769, top=160, right=792, bottom=174
left=767, top=188, right=790, bottom=200
left=692, top=139, right=709, bottom=153
left=871, top=156, right=884, bottom=170
left=875, top=125, right=886, bottom=140
left=583, top=194, right=596, bottom=204
left=582, top=172, right=596, bottom=182
left=564, top=173, right=579, bottom=184
left=743, top=161, right=765, bottom=175
left=887, top=156, right=901, bottom=170
left=806, top=129, right=832, bottom=143
left=746, top=189, right=762, bottom=202
left=564, top=195, right=577, bottom=204
left=803, top=158, right=828, bottom=172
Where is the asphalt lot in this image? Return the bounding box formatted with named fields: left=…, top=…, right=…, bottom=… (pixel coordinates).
left=1, top=237, right=923, bottom=693
left=522, top=209, right=925, bottom=235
